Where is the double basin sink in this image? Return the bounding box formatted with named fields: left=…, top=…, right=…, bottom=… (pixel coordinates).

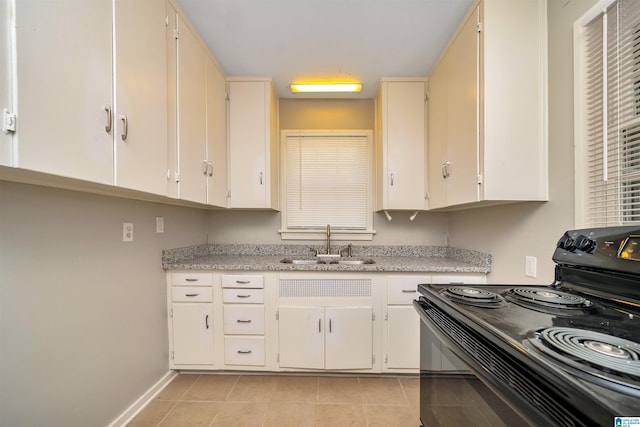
left=280, top=257, right=375, bottom=266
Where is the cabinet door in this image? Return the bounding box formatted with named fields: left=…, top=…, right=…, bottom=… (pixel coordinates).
left=426, top=61, right=449, bottom=210
left=172, top=303, right=214, bottom=365
left=13, top=0, right=113, bottom=183
left=384, top=82, right=425, bottom=210
left=445, top=6, right=479, bottom=207
left=278, top=306, right=324, bottom=369
left=386, top=306, right=419, bottom=369
left=228, top=81, right=268, bottom=208
left=205, top=56, right=227, bottom=207
left=325, top=307, right=372, bottom=370
left=113, top=0, right=167, bottom=196
left=176, top=16, right=206, bottom=204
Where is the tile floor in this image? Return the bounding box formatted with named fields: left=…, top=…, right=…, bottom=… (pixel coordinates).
left=128, top=373, right=420, bottom=427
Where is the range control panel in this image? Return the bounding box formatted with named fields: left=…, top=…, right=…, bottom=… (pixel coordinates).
left=553, top=226, right=640, bottom=274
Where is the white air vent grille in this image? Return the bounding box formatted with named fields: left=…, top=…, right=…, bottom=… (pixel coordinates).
left=280, top=279, right=371, bottom=298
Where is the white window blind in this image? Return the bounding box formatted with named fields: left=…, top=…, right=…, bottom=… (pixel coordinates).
left=284, top=132, right=370, bottom=230
left=580, top=0, right=640, bottom=226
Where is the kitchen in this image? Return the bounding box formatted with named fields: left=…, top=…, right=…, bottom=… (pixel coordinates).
left=0, top=0, right=624, bottom=426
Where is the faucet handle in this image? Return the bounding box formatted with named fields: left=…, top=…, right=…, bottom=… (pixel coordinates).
left=308, top=247, right=319, bottom=257
left=339, top=243, right=353, bottom=258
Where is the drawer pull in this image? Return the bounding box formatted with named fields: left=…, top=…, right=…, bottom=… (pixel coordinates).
left=185, top=278, right=199, bottom=282
left=205, top=315, right=209, bottom=329
left=236, top=294, right=251, bottom=298
left=237, top=350, right=252, bottom=354
left=401, top=289, right=417, bottom=293
left=235, top=280, right=251, bottom=284
left=185, top=293, right=199, bottom=297
left=236, top=319, right=252, bottom=323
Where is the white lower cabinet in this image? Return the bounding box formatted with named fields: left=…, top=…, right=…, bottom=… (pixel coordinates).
left=168, top=272, right=215, bottom=368
left=278, top=306, right=373, bottom=370
left=383, top=275, right=427, bottom=372
left=222, top=274, right=267, bottom=368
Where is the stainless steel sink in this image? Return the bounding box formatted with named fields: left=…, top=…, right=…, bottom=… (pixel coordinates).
left=280, top=257, right=375, bottom=265
left=336, top=258, right=375, bottom=265
left=280, top=258, right=323, bottom=265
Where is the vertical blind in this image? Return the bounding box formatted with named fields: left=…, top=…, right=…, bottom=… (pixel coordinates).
left=582, top=0, right=640, bottom=226
left=285, top=134, right=369, bottom=229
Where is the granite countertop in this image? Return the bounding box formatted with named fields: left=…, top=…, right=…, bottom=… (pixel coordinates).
left=162, top=244, right=491, bottom=274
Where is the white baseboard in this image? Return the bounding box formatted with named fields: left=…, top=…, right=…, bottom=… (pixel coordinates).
left=107, top=370, right=178, bottom=427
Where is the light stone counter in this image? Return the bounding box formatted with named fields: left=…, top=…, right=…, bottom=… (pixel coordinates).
left=162, top=244, right=491, bottom=273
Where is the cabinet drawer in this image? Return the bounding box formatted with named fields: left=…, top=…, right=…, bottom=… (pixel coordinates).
left=431, top=274, right=486, bottom=285
left=224, top=336, right=265, bottom=366
left=387, top=276, right=429, bottom=305
left=223, top=288, right=264, bottom=304
left=171, top=272, right=214, bottom=286
left=221, top=274, right=264, bottom=289
left=172, top=287, right=213, bottom=302
left=223, top=306, right=265, bottom=334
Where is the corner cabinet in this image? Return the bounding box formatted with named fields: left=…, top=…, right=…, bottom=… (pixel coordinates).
left=4, top=0, right=168, bottom=195
left=427, top=0, right=548, bottom=210
left=376, top=79, right=427, bottom=211
left=227, top=79, right=279, bottom=209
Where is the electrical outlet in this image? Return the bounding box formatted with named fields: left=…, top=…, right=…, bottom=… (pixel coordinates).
left=123, top=223, right=133, bottom=242
left=156, top=217, right=164, bottom=233
left=525, top=256, right=537, bottom=278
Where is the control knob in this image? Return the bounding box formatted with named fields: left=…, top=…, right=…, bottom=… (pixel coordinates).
left=574, top=234, right=596, bottom=252
left=557, top=234, right=575, bottom=250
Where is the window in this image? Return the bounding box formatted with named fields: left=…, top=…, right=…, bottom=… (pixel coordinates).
left=576, top=0, right=640, bottom=226
left=279, top=130, right=374, bottom=240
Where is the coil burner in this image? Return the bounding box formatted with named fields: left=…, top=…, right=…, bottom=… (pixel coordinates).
left=529, top=327, right=640, bottom=390
left=505, top=287, right=593, bottom=313
left=441, top=286, right=505, bottom=308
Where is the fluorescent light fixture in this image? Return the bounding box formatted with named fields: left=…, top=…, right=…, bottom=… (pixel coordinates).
left=290, top=83, right=362, bottom=93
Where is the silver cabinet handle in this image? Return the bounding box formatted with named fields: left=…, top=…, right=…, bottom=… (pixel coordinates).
left=402, top=289, right=417, bottom=293
left=318, top=318, right=321, bottom=333
left=236, top=319, right=252, bottom=323
left=202, top=160, right=208, bottom=175
left=120, top=114, right=128, bottom=141
left=104, top=105, right=112, bottom=133
left=236, top=294, right=251, bottom=298
left=185, top=293, right=199, bottom=297
left=185, top=278, right=199, bottom=282
left=235, top=280, right=250, bottom=284
left=205, top=314, right=209, bottom=329
left=442, top=161, right=451, bottom=178
left=259, top=172, right=263, bottom=185
left=390, top=173, right=394, bottom=186
left=237, top=350, right=252, bottom=354
left=208, top=161, right=213, bottom=177
left=329, top=318, right=332, bottom=333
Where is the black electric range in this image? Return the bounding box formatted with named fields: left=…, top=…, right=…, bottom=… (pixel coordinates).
left=414, top=226, right=640, bottom=427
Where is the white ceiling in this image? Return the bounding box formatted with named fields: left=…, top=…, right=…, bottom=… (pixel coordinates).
left=175, top=0, right=475, bottom=99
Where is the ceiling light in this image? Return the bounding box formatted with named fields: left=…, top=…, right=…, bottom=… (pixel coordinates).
left=290, top=83, right=362, bottom=93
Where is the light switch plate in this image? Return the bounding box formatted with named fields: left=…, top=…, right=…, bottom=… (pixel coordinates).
left=525, top=256, right=537, bottom=278
left=156, top=217, right=164, bottom=233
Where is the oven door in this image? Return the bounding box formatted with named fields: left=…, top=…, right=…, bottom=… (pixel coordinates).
left=414, top=299, right=534, bottom=427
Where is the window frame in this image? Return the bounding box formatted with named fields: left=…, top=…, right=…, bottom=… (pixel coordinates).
left=278, top=129, right=376, bottom=241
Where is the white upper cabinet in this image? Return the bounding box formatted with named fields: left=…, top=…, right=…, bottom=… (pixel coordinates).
left=4, top=0, right=168, bottom=195
left=167, top=6, right=227, bottom=206
left=205, top=56, right=228, bottom=208
left=113, top=0, right=168, bottom=195
left=376, top=79, right=426, bottom=211
left=6, top=0, right=113, bottom=183
left=427, top=0, right=548, bottom=210
left=228, top=79, right=279, bottom=209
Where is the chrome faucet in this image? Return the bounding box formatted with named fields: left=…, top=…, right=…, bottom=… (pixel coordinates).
left=326, top=224, right=331, bottom=254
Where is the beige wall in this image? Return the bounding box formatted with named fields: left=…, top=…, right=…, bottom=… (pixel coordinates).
left=0, top=181, right=208, bottom=426
left=279, top=98, right=375, bottom=129
left=448, top=0, right=598, bottom=284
